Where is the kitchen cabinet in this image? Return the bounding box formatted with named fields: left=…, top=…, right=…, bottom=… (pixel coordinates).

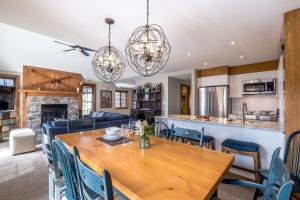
left=229, top=70, right=278, bottom=98
left=198, top=74, right=228, bottom=87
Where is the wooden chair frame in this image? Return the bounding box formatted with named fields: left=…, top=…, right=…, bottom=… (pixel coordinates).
left=221, top=145, right=260, bottom=182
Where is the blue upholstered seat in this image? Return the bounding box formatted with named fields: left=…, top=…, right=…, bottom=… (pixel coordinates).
left=202, top=135, right=214, bottom=143
left=173, top=127, right=214, bottom=142
left=221, top=139, right=259, bottom=152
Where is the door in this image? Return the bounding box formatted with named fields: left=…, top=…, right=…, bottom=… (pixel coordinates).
left=180, top=84, right=190, bottom=115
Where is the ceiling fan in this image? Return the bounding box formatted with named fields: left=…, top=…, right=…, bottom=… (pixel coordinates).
left=54, top=41, right=96, bottom=56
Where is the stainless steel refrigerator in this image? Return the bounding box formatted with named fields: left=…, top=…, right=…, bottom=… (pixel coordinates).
left=198, top=85, right=231, bottom=118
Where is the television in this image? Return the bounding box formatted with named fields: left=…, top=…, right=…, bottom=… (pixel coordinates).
left=0, top=86, right=16, bottom=111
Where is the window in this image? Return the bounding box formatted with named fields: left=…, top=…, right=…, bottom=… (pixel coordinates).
left=82, top=85, right=95, bottom=116
left=0, top=78, right=15, bottom=87
left=115, top=91, right=128, bottom=109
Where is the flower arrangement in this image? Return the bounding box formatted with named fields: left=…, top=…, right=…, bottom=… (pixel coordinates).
left=135, top=120, right=154, bottom=149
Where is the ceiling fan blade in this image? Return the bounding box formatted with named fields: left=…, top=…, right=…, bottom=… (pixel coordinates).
left=81, top=46, right=96, bottom=52
left=63, top=49, right=75, bottom=52
left=54, top=41, right=74, bottom=48
left=80, top=49, right=90, bottom=56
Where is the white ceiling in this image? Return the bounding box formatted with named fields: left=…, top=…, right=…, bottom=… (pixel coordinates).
left=0, top=0, right=300, bottom=81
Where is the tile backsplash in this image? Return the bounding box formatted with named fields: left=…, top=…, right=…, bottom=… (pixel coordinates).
left=231, top=95, right=279, bottom=114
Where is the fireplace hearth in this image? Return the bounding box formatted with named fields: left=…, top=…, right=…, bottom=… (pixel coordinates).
left=41, top=104, right=68, bottom=126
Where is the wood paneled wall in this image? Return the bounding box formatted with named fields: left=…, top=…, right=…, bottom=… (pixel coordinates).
left=284, top=8, right=300, bottom=135
left=23, top=65, right=81, bottom=92
left=197, top=60, right=279, bottom=78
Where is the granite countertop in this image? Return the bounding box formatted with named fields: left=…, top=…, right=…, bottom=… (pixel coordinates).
left=155, top=114, right=285, bottom=132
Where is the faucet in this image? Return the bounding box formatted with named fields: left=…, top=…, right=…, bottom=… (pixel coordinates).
left=241, top=102, right=247, bottom=125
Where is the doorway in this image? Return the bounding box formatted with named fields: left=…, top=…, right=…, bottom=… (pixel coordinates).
left=181, top=84, right=190, bottom=115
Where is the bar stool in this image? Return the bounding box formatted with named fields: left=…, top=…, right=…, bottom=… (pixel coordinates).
left=221, top=138, right=260, bottom=182
left=173, top=127, right=215, bottom=150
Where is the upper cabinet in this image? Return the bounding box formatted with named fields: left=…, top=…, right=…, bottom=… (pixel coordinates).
left=229, top=71, right=278, bottom=98
left=198, top=74, right=229, bottom=87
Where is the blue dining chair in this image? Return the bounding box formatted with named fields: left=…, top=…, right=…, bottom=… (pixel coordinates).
left=151, top=122, right=174, bottom=139
left=52, top=139, right=80, bottom=200
left=254, top=130, right=300, bottom=200
left=47, top=136, right=64, bottom=200
left=221, top=147, right=293, bottom=200
left=73, top=146, right=114, bottom=200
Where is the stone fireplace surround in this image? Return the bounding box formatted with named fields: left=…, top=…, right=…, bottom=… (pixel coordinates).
left=27, top=96, right=79, bottom=134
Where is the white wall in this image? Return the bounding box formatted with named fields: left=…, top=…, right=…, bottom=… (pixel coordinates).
left=84, top=80, right=132, bottom=115
left=232, top=95, right=279, bottom=114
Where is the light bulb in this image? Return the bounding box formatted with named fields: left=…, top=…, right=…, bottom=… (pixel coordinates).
left=99, top=57, right=103, bottom=63
left=134, top=44, right=139, bottom=50
left=150, top=47, right=154, bottom=53
left=157, top=40, right=162, bottom=47
left=109, top=55, right=113, bottom=61
left=143, top=35, right=148, bottom=43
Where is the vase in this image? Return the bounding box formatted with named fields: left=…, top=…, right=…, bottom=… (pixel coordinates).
left=139, top=136, right=150, bottom=149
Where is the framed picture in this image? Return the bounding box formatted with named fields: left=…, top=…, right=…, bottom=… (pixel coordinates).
left=100, top=90, right=112, bottom=108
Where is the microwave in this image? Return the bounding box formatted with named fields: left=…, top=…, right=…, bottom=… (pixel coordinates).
left=243, top=79, right=276, bottom=95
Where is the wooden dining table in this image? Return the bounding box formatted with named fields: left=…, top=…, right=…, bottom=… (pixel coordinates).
left=57, top=129, right=234, bottom=200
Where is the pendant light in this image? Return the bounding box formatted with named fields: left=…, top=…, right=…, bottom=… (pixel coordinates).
left=125, top=0, right=171, bottom=77
left=92, top=18, right=125, bottom=83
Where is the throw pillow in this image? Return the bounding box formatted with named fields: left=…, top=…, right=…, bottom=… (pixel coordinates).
left=91, top=112, right=104, bottom=118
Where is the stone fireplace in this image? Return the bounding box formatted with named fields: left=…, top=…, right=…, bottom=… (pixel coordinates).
left=41, top=104, right=68, bottom=126
left=27, top=96, right=79, bottom=134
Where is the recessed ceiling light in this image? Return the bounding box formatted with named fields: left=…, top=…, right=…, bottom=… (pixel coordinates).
left=240, top=55, right=244, bottom=59
left=230, top=41, right=236, bottom=46
left=204, top=62, right=208, bottom=66
left=187, top=53, right=192, bottom=57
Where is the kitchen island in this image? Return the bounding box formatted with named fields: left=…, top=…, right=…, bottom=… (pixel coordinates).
left=155, top=115, right=285, bottom=170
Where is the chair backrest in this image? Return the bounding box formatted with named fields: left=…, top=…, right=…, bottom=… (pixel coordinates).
left=67, top=118, right=94, bottom=133
left=52, top=140, right=79, bottom=200
left=283, top=130, right=300, bottom=178
left=151, top=122, right=170, bottom=139
left=264, top=147, right=293, bottom=200
left=73, top=146, right=114, bottom=200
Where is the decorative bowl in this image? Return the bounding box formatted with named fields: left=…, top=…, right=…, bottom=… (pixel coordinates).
left=105, top=127, right=121, bottom=136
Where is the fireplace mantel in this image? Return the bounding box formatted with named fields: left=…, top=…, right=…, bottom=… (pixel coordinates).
left=19, top=89, right=82, bottom=97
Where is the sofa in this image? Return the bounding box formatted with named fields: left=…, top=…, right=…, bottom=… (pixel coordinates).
left=42, top=111, right=131, bottom=153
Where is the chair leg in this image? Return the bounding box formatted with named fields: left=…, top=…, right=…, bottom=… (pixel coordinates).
left=221, top=145, right=225, bottom=153
left=49, top=170, right=55, bottom=200
left=253, top=174, right=265, bottom=200
left=54, top=179, right=62, bottom=200
left=211, top=140, right=215, bottom=150
left=253, top=152, right=260, bottom=182
left=210, top=189, right=218, bottom=200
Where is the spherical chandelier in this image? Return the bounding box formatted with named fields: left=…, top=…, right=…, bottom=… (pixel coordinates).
left=92, top=18, right=125, bottom=83
left=125, top=0, right=171, bottom=77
